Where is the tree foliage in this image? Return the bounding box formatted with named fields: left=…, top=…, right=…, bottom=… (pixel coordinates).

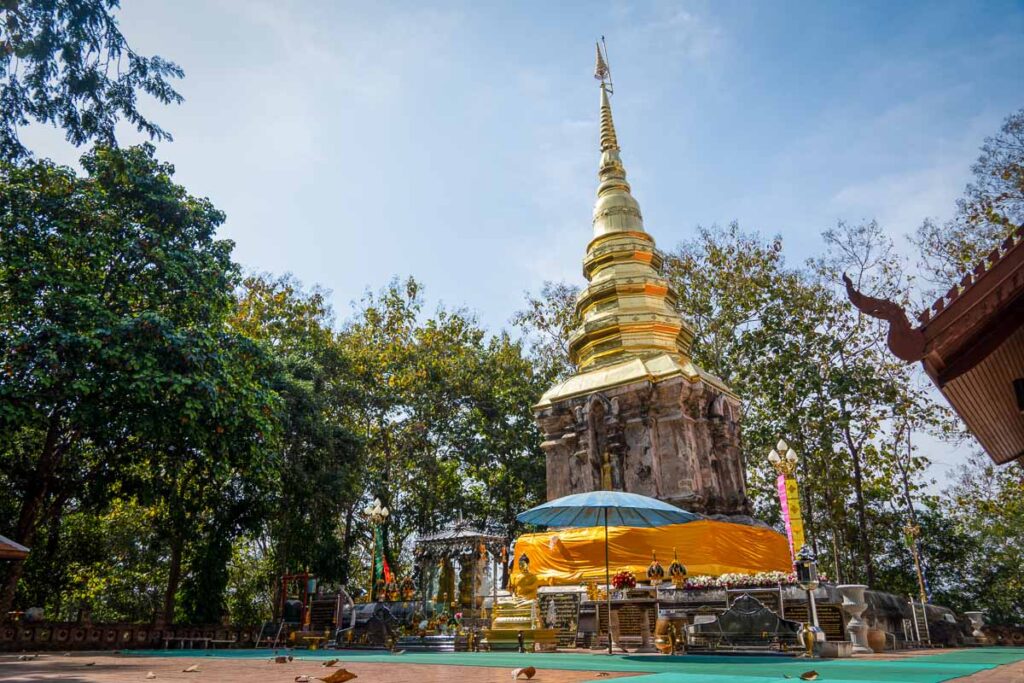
left=912, top=107, right=1024, bottom=295
left=930, top=453, right=1024, bottom=624
left=0, top=144, right=278, bottom=621
left=0, top=157, right=550, bottom=619
left=0, top=0, right=183, bottom=160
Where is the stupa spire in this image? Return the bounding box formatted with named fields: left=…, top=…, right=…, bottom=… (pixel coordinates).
left=565, top=41, right=694, bottom=370
left=594, top=41, right=619, bottom=153
left=599, top=86, right=620, bottom=153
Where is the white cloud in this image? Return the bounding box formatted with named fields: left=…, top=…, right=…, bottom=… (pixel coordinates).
left=617, top=2, right=725, bottom=66
left=831, top=162, right=968, bottom=234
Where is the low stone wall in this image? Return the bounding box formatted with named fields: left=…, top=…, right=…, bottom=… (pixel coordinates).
left=0, top=623, right=263, bottom=652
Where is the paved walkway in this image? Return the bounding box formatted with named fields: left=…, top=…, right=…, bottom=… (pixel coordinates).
left=0, top=653, right=629, bottom=682
left=0, top=648, right=1021, bottom=683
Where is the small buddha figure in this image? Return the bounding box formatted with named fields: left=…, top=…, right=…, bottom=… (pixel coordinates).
left=601, top=452, right=613, bottom=490
left=401, top=575, right=416, bottom=601
left=646, top=551, right=665, bottom=586
left=510, top=553, right=539, bottom=602
left=668, top=548, right=687, bottom=587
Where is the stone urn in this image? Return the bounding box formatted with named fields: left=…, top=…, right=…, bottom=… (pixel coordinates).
left=964, top=611, right=986, bottom=639
left=837, top=584, right=873, bottom=654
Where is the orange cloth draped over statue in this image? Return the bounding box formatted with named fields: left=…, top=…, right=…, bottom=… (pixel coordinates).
left=510, top=520, right=791, bottom=587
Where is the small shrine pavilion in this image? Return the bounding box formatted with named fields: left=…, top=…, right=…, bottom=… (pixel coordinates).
left=414, top=522, right=505, bottom=618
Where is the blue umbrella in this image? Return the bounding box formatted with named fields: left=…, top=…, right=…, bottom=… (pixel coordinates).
left=516, top=490, right=701, bottom=654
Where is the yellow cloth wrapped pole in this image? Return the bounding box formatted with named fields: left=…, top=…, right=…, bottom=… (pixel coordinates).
left=511, top=520, right=791, bottom=587
left=604, top=508, right=612, bottom=655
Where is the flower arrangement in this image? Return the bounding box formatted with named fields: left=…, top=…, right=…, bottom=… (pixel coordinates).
left=678, top=570, right=830, bottom=590
left=611, top=570, right=637, bottom=590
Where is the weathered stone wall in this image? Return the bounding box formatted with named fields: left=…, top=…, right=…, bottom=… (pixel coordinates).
left=535, top=375, right=751, bottom=518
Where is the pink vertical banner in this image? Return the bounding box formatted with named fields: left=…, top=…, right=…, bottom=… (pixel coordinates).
left=777, top=473, right=794, bottom=559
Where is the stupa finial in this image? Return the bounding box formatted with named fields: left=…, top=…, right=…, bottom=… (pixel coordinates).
left=594, top=39, right=610, bottom=84
left=594, top=38, right=619, bottom=154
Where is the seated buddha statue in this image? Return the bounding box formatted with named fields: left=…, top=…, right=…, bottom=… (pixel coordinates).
left=510, top=553, right=539, bottom=602
left=492, top=553, right=540, bottom=633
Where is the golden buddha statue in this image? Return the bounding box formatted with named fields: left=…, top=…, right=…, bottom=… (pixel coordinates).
left=510, top=553, right=539, bottom=602
left=486, top=552, right=557, bottom=650
left=601, top=452, right=613, bottom=490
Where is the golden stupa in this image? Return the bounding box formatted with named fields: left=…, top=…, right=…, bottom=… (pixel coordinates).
left=517, top=44, right=790, bottom=586
left=538, top=46, right=731, bottom=408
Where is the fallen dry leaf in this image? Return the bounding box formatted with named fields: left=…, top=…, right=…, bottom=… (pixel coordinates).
left=318, top=669, right=358, bottom=683
left=146, top=673, right=156, bottom=680
left=321, top=659, right=339, bottom=667
left=296, top=676, right=311, bottom=682
left=273, top=656, right=290, bottom=664
left=800, top=672, right=819, bottom=681
left=511, top=666, right=537, bottom=680
left=182, top=664, right=200, bottom=673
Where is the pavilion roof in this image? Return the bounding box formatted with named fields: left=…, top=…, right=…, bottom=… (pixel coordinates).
left=415, top=524, right=503, bottom=545
left=0, top=534, right=30, bottom=561
left=846, top=224, right=1024, bottom=465
left=413, top=522, right=505, bottom=560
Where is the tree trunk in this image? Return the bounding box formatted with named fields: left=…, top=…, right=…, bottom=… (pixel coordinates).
left=39, top=495, right=68, bottom=615
left=839, top=398, right=874, bottom=586
left=793, top=437, right=820, bottom=557
left=0, top=414, right=64, bottom=615
left=340, top=503, right=356, bottom=585
left=162, top=535, right=184, bottom=626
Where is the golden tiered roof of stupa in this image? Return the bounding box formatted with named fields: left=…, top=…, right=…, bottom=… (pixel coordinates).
left=537, top=47, right=733, bottom=407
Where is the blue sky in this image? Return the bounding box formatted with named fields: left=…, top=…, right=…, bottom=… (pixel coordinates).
left=22, top=0, right=1024, bottom=477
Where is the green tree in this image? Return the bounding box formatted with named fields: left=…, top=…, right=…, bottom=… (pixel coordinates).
left=511, top=280, right=580, bottom=381
left=230, top=274, right=362, bottom=590
left=912, top=108, right=1024, bottom=294
left=0, top=144, right=275, bottom=617
left=462, top=333, right=548, bottom=551
left=337, top=278, right=549, bottom=592
left=931, top=452, right=1024, bottom=624
left=339, top=279, right=482, bottom=581
left=0, top=0, right=183, bottom=160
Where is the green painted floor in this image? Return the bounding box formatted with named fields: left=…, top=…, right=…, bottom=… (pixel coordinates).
left=129, top=647, right=1024, bottom=683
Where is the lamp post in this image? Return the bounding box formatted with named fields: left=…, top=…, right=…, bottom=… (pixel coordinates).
left=903, top=523, right=928, bottom=606
left=768, top=440, right=807, bottom=563
left=795, top=545, right=820, bottom=658
left=364, top=498, right=389, bottom=602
